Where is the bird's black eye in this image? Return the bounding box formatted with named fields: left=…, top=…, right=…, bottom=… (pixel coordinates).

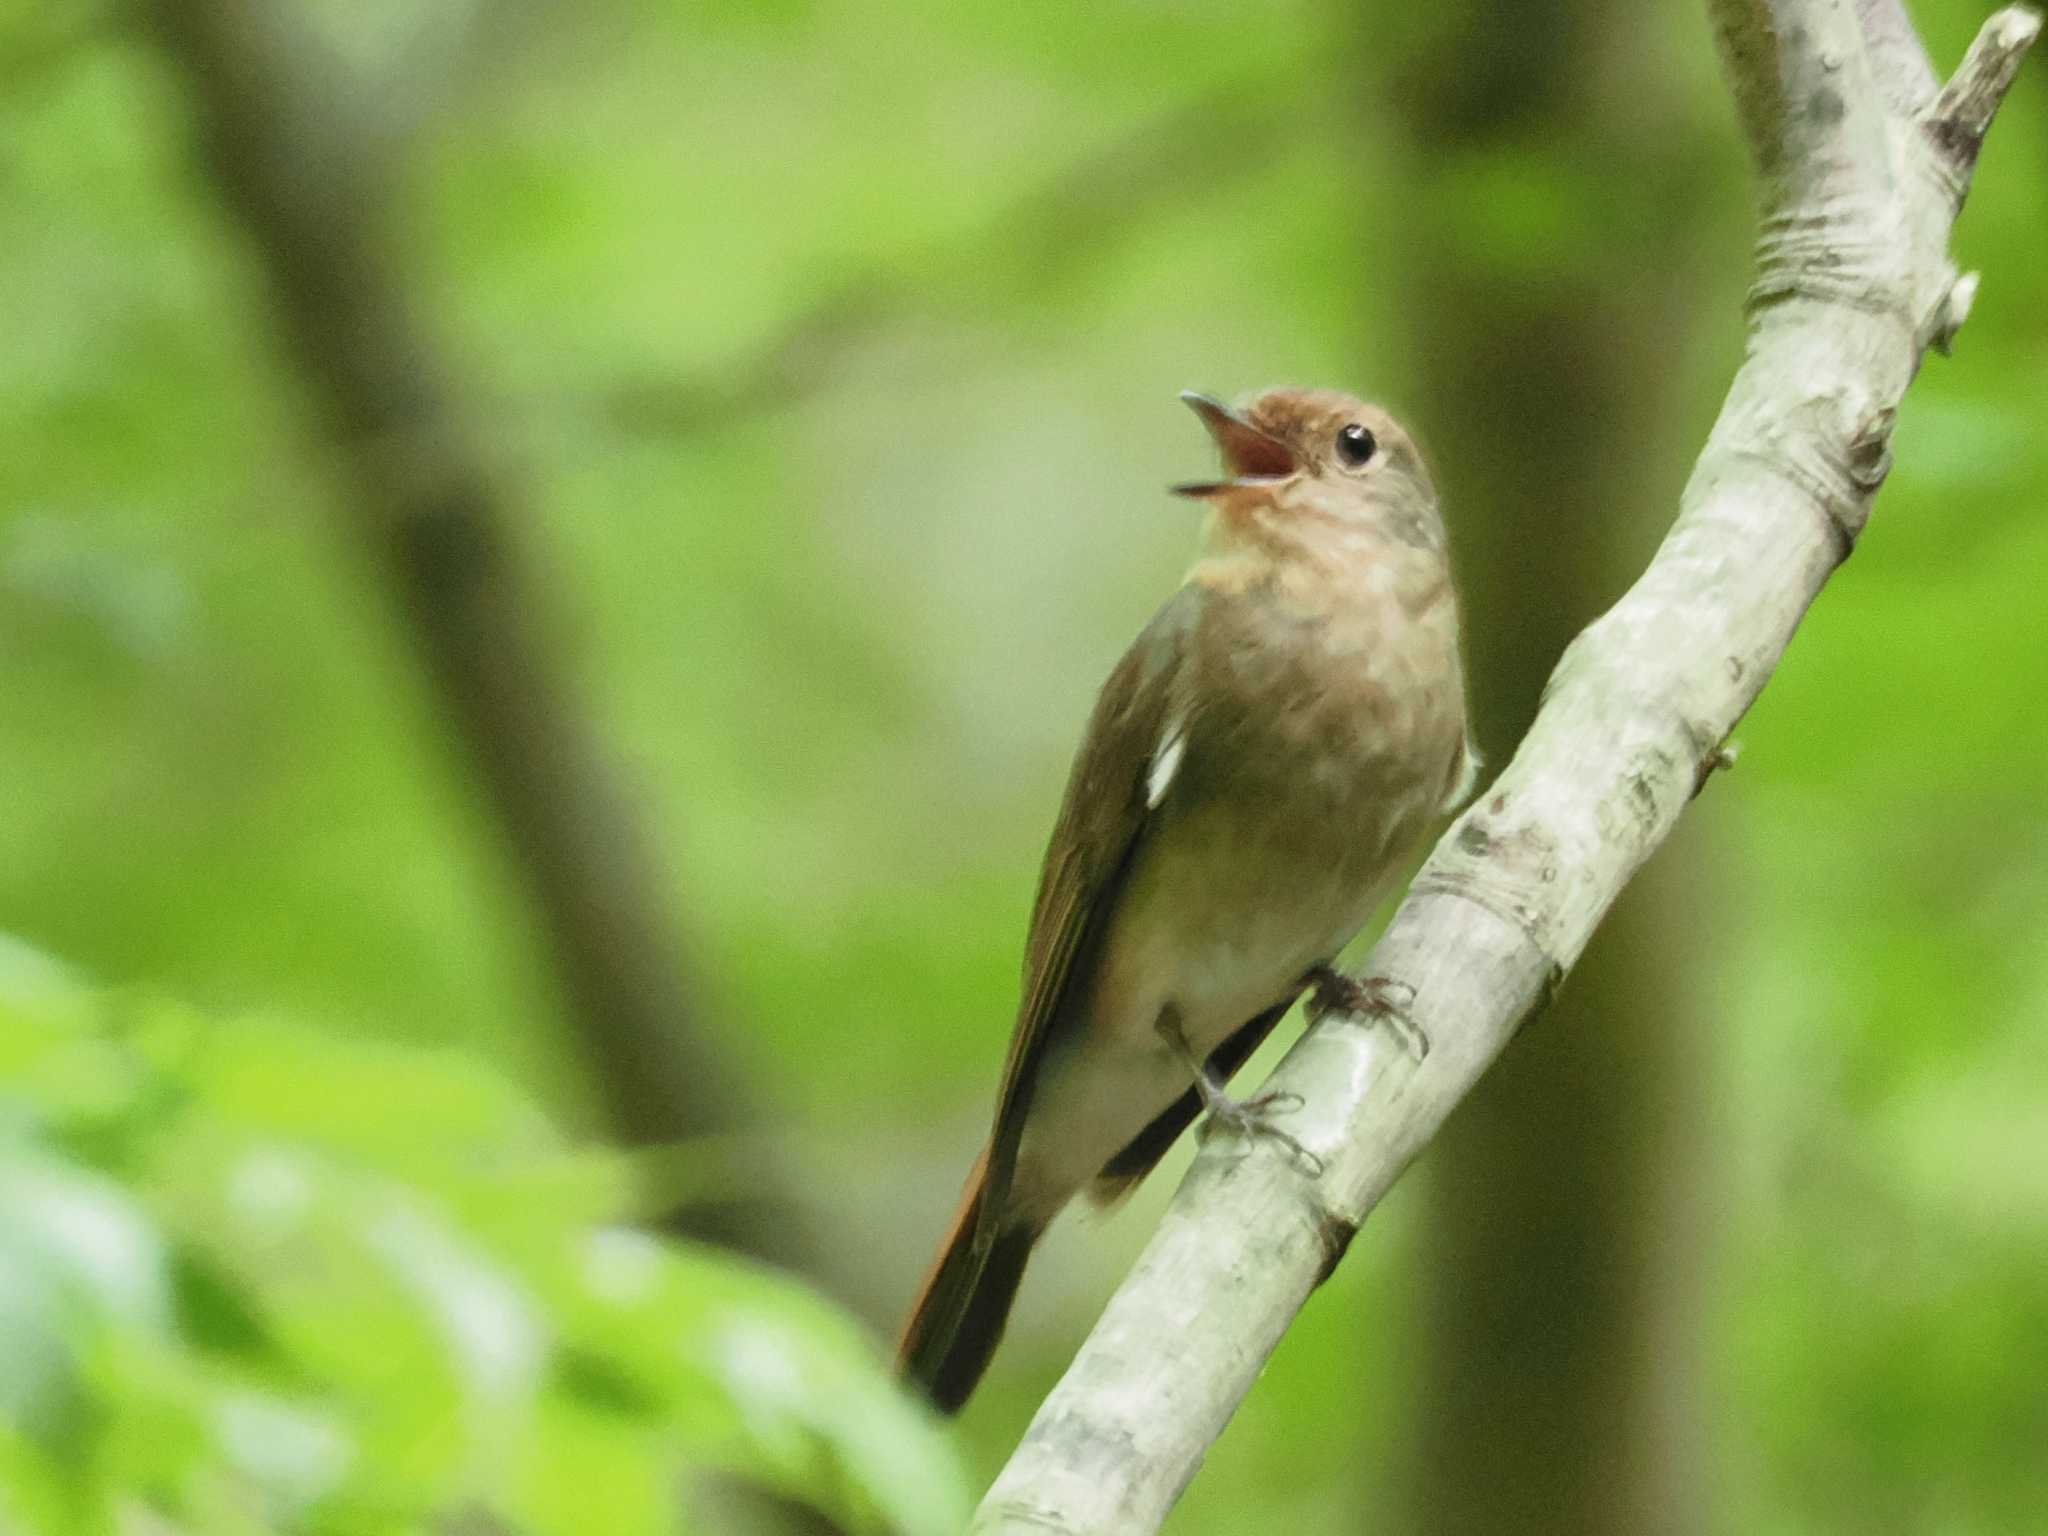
left=1335, top=423, right=1377, bottom=467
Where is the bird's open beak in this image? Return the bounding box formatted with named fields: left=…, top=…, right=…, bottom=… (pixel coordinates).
left=1172, top=391, right=1300, bottom=498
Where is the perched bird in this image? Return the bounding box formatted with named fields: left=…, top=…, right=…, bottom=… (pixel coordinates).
left=898, top=387, right=1475, bottom=1413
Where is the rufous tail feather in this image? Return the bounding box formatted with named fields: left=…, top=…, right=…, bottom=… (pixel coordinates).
left=896, top=1146, right=1040, bottom=1414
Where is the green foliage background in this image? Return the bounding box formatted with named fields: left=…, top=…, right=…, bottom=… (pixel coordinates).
left=1, top=0, right=2043, bottom=1530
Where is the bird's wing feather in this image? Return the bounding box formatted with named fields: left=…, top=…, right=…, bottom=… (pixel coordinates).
left=976, top=583, right=1202, bottom=1245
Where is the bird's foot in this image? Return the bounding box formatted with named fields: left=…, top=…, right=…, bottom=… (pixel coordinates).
left=1157, top=1012, right=1322, bottom=1175
left=1191, top=1079, right=1322, bottom=1174
left=1304, top=965, right=1429, bottom=1061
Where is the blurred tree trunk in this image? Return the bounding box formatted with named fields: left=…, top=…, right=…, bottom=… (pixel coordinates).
left=143, top=0, right=820, bottom=1276
left=1370, top=6, right=1724, bottom=1531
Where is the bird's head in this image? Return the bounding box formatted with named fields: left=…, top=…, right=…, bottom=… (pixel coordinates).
left=1174, top=387, right=1444, bottom=555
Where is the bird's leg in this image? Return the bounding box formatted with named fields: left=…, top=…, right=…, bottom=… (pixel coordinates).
left=1155, top=1007, right=1321, bottom=1174
left=1303, top=964, right=1429, bottom=1061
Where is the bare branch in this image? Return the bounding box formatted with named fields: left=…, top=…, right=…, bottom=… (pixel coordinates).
left=971, top=3, right=2037, bottom=1530
left=1929, top=6, right=2042, bottom=164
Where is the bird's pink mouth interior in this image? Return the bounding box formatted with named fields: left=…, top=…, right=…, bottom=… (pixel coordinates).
left=1173, top=393, right=1300, bottom=497
left=1215, top=426, right=1297, bottom=481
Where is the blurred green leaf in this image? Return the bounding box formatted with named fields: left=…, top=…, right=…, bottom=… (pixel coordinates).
left=0, top=939, right=967, bottom=1533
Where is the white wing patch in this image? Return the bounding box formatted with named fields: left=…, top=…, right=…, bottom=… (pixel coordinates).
left=1146, top=721, right=1187, bottom=810
left=1442, top=740, right=1483, bottom=811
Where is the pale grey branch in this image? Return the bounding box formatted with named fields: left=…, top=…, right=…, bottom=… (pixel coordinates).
left=1931, top=7, right=2042, bottom=150
left=971, top=3, right=2037, bottom=1531
left=1858, top=0, right=1941, bottom=113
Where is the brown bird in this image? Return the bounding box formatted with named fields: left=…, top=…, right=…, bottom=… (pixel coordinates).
left=898, top=387, right=1474, bottom=1412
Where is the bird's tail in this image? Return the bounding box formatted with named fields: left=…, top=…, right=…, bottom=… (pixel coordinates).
left=896, top=1146, right=1040, bottom=1414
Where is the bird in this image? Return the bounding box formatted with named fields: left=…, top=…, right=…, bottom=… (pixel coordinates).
left=897, top=386, right=1475, bottom=1413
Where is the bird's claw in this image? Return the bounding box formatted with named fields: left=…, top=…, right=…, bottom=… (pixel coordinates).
left=1192, top=1081, right=1323, bottom=1175
left=1305, top=966, right=1430, bottom=1061
left=1243, top=1089, right=1304, bottom=1115
left=1157, top=1009, right=1324, bottom=1175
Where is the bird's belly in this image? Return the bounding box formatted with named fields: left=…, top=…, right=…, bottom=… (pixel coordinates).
left=1009, top=800, right=1397, bottom=1221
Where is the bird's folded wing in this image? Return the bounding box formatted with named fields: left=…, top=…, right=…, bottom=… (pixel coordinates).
left=977, top=582, right=1203, bottom=1244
